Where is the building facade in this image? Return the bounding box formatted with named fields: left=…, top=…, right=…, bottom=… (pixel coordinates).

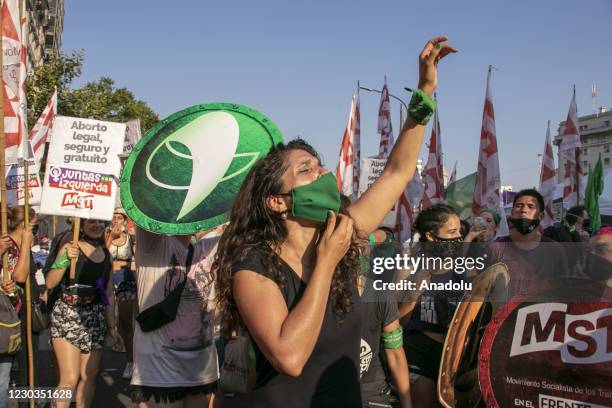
left=25, top=0, right=65, bottom=71
left=554, top=107, right=612, bottom=182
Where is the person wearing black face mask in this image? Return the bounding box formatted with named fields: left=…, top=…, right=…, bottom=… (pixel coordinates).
left=585, top=227, right=612, bottom=285
left=489, top=189, right=570, bottom=296
left=543, top=205, right=590, bottom=272
left=397, top=204, right=468, bottom=408
left=544, top=205, right=590, bottom=243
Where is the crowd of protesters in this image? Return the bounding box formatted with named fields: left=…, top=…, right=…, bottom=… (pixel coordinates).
left=0, top=36, right=609, bottom=408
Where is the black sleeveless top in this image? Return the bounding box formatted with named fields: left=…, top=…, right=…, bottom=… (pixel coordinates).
left=232, top=249, right=362, bottom=408
left=59, top=245, right=111, bottom=304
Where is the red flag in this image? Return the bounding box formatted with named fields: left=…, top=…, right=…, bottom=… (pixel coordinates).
left=2, top=0, right=27, bottom=164
left=17, top=10, right=28, bottom=156
left=29, top=90, right=57, bottom=165
left=539, top=120, right=556, bottom=228
left=421, top=108, right=444, bottom=208
left=378, top=78, right=394, bottom=158
left=448, top=161, right=457, bottom=186
left=375, top=78, right=413, bottom=241
left=472, top=67, right=508, bottom=234
left=560, top=86, right=583, bottom=208
left=335, top=91, right=360, bottom=200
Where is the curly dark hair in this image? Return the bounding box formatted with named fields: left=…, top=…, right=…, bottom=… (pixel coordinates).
left=213, top=139, right=361, bottom=338
left=414, top=203, right=459, bottom=242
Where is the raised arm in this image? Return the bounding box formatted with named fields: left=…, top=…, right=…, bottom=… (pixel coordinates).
left=233, top=212, right=353, bottom=376
left=348, top=36, right=457, bottom=236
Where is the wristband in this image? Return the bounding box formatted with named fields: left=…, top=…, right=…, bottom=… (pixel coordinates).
left=368, top=234, right=375, bottom=251
left=381, top=326, right=403, bottom=349
left=50, top=251, right=71, bottom=269
left=404, top=87, right=437, bottom=126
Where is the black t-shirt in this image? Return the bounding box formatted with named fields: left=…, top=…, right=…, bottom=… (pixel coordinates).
left=359, top=280, right=399, bottom=396
left=232, top=249, right=362, bottom=408
left=491, top=236, right=570, bottom=297
left=407, top=269, right=468, bottom=334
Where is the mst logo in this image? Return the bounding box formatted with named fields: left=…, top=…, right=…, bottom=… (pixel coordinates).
left=61, top=192, right=94, bottom=209
left=510, top=303, right=612, bottom=364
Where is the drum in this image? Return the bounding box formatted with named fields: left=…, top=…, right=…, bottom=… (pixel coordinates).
left=438, top=263, right=510, bottom=408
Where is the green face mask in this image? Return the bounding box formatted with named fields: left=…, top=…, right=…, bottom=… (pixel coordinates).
left=289, top=173, right=341, bottom=223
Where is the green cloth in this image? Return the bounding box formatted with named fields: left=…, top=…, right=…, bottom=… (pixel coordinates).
left=404, top=88, right=437, bottom=126
left=381, top=326, right=403, bottom=349
left=478, top=208, right=501, bottom=225
left=290, top=173, right=341, bottom=223
left=585, top=154, right=604, bottom=231
left=444, top=172, right=477, bottom=219
left=50, top=250, right=71, bottom=270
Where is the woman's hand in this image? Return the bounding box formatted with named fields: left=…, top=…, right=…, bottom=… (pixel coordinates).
left=109, top=224, right=123, bottom=240
left=109, top=326, right=122, bottom=349
left=316, top=212, right=354, bottom=271
left=418, top=36, right=457, bottom=96
left=66, top=243, right=80, bottom=260
left=0, top=234, right=10, bottom=256
left=1, top=280, right=17, bottom=295
left=465, top=227, right=486, bottom=243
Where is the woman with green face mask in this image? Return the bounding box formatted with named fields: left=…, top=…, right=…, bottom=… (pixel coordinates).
left=214, top=36, right=456, bottom=408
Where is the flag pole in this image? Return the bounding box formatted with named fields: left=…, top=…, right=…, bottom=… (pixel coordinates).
left=573, top=85, right=581, bottom=205
left=18, top=0, right=35, bottom=402
left=0, top=0, right=9, bottom=283
left=69, top=218, right=80, bottom=283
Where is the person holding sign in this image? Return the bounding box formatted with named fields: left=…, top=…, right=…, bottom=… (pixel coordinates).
left=45, top=219, right=117, bottom=408
left=214, top=36, right=456, bottom=407
left=0, top=238, right=21, bottom=408
left=5, top=206, right=40, bottom=390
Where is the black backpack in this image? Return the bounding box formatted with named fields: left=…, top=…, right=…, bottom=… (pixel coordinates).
left=0, top=292, right=21, bottom=355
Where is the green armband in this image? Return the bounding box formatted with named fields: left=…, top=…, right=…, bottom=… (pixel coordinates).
left=50, top=251, right=71, bottom=269
left=368, top=234, right=375, bottom=251
left=404, top=87, right=437, bottom=126
left=381, top=326, right=403, bottom=349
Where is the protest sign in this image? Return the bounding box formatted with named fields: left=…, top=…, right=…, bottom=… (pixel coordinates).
left=479, top=279, right=612, bottom=408
left=0, top=142, right=42, bottom=206
left=358, top=157, right=396, bottom=228
left=120, top=118, right=142, bottom=157
left=39, top=116, right=125, bottom=220
left=3, top=159, right=42, bottom=206
left=121, top=103, right=282, bottom=234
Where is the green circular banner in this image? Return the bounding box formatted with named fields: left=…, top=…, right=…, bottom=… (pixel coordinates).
left=120, top=103, right=283, bottom=234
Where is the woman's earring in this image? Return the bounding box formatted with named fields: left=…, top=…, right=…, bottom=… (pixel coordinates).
left=281, top=211, right=288, bottom=220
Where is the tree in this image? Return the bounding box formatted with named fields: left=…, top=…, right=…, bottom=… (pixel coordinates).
left=26, top=51, right=159, bottom=132
left=61, top=77, right=159, bottom=132
left=26, top=50, right=83, bottom=129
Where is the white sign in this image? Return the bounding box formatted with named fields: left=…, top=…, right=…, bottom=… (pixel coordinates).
left=358, top=157, right=397, bottom=228
left=121, top=118, right=142, bottom=157
left=2, top=159, right=43, bottom=206
left=39, top=116, right=126, bottom=220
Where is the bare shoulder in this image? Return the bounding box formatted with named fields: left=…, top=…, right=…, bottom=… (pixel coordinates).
left=233, top=270, right=287, bottom=311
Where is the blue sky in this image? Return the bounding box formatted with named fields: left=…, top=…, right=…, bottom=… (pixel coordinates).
left=62, top=0, right=612, bottom=190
